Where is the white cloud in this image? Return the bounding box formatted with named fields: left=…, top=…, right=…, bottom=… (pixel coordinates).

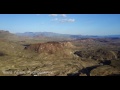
left=59, top=19, right=75, bottom=23
left=49, top=14, right=58, bottom=17
left=54, top=18, right=58, bottom=21
left=61, top=14, right=67, bottom=17
left=52, top=18, right=58, bottom=21
left=49, top=14, right=67, bottom=17
left=52, top=18, right=75, bottom=23
left=50, top=14, right=75, bottom=23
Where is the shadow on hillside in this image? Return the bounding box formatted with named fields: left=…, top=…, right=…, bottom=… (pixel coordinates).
left=67, top=60, right=112, bottom=76
left=99, top=60, right=111, bottom=65
left=67, top=65, right=100, bottom=76
left=106, top=74, right=120, bottom=76
left=22, top=44, right=31, bottom=47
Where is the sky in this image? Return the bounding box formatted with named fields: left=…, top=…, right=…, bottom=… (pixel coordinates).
left=0, top=14, right=120, bottom=35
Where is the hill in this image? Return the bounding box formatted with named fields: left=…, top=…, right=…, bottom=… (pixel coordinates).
left=0, top=30, right=120, bottom=76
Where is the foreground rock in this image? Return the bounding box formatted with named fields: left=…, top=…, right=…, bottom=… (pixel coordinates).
left=90, top=65, right=120, bottom=76
left=74, top=48, right=118, bottom=61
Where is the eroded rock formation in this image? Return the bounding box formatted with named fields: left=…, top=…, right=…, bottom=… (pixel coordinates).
left=25, top=41, right=74, bottom=54
left=74, top=49, right=118, bottom=61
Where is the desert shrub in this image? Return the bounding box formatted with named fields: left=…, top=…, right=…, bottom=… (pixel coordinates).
left=0, top=51, right=6, bottom=56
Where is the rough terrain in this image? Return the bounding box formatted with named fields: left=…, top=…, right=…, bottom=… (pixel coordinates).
left=0, top=30, right=120, bottom=76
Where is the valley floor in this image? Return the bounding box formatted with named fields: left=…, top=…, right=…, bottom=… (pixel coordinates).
left=0, top=38, right=120, bottom=76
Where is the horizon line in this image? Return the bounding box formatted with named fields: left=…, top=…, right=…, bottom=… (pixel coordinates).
left=0, top=30, right=120, bottom=36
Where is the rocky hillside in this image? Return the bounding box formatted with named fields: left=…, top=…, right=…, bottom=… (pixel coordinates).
left=0, top=30, right=120, bottom=76
left=74, top=48, right=119, bottom=61
left=0, top=30, right=28, bottom=42
left=24, top=41, right=75, bottom=55
left=0, top=30, right=13, bottom=38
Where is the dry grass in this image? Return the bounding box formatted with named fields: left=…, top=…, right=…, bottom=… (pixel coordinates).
left=0, top=37, right=120, bottom=76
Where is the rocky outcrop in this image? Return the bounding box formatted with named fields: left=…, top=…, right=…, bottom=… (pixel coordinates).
left=25, top=41, right=74, bottom=54
left=74, top=49, right=118, bottom=61
left=0, top=51, right=6, bottom=56
left=90, top=65, right=120, bottom=76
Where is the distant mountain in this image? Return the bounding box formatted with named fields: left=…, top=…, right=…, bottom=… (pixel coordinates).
left=16, top=32, right=72, bottom=38
left=0, top=30, right=33, bottom=41
left=106, top=35, right=120, bottom=38
left=1, top=30, right=119, bottom=40
left=70, top=35, right=100, bottom=39
left=96, top=35, right=120, bottom=39
left=0, top=30, right=16, bottom=39
left=16, top=32, right=101, bottom=39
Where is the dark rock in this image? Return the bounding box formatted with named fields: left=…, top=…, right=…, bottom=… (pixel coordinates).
left=99, top=60, right=111, bottom=65
left=74, top=49, right=118, bottom=61
left=0, top=52, right=6, bottom=56
left=90, top=65, right=120, bottom=76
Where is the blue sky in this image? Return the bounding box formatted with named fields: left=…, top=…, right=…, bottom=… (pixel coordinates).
left=0, top=14, right=120, bottom=35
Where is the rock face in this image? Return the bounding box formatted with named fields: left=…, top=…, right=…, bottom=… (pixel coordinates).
left=90, top=65, right=120, bottom=76
left=25, top=41, right=74, bottom=54
left=74, top=49, right=118, bottom=61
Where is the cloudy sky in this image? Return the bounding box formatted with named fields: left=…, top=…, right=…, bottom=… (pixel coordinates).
left=0, top=14, right=120, bottom=35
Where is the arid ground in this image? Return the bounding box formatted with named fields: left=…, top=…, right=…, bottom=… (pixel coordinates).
left=0, top=30, right=120, bottom=76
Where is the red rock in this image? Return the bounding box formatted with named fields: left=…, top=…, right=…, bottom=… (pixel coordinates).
left=25, top=41, right=74, bottom=54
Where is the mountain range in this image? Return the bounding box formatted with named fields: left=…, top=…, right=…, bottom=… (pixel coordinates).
left=16, top=32, right=120, bottom=39
left=0, top=30, right=120, bottom=40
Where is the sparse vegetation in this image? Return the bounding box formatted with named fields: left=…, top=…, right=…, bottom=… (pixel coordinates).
left=0, top=30, right=120, bottom=76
